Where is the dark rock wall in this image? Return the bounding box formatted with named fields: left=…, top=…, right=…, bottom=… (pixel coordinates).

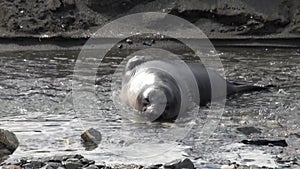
left=0, top=0, right=299, bottom=38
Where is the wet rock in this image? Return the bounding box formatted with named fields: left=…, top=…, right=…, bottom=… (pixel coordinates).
left=94, top=161, right=106, bottom=168
left=41, top=162, right=62, bottom=169
left=0, top=154, right=105, bottom=169
left=22, top=160, right=44, bottom=169
left=81, top=128, right=102, bottom=150
left=164, top=158, right=194, bottom=169
left=0, top=154, right=9, bottom=162
left=80, top=158, right=95, bottom=165
left=236, top=126, right=261, bottom=135
left=63, top=158, right=83, bottom=169
left=145, top=164, right=162, bottom=169
left=73, top=154, right=84, bottom=159
left=0, top=129, right=19, bottom=162
left=241, top=139, right=288, bottom=147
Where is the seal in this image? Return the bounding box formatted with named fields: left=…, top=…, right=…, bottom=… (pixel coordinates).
left=121, top=56, right=266, bottom=122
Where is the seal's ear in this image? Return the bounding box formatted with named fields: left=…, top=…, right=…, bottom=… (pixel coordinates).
left=124, top=55, right=149, bottom=73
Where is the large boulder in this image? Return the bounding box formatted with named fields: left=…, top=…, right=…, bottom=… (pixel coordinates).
left=0, top=129, right=19, bottom=162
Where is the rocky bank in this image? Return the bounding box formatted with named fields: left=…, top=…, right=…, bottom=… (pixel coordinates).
left=0, top=0, right=300, bottom=39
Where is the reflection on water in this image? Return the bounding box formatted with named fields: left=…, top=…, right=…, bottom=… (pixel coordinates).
left=0, top=48, right=299, bottom=167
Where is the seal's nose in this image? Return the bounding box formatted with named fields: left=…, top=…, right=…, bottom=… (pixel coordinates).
left=141, top=97, right=150, bottom=112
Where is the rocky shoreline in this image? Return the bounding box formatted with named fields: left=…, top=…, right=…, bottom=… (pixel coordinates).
left=1, top=127, right=299, bottom=169
left=1, top=154, right=145, bottom=169
left=1, top=0, right=300, bottom=51
left=1, top=152, right=298, bottom=169
left=1, top=154, right=291, bottom=169
left=1, top=0, right=300, bottom=39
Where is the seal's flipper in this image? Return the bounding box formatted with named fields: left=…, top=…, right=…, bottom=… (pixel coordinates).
left=227, top=82, right=273, bottom=95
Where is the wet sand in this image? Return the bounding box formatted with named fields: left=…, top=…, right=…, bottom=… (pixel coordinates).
left=0, top=47, right=299, bottom=168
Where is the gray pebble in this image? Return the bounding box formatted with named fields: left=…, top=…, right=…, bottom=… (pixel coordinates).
left=81, top=128, right=102, bottom=145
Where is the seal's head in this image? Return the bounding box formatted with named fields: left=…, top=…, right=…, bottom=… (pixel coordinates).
left=121, top=56, right=181, bottom=122
left=135, top=73, right=181, bottom=122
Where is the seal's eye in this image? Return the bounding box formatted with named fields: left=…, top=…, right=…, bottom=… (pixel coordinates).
left=165, top=104, right=170, bottom=110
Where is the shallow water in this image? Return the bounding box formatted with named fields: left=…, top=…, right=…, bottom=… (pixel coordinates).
left=0, top=48, right=299, bottom=168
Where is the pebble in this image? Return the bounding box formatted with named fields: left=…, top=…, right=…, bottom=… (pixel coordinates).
left=81, top=128, right=102, bottom=145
